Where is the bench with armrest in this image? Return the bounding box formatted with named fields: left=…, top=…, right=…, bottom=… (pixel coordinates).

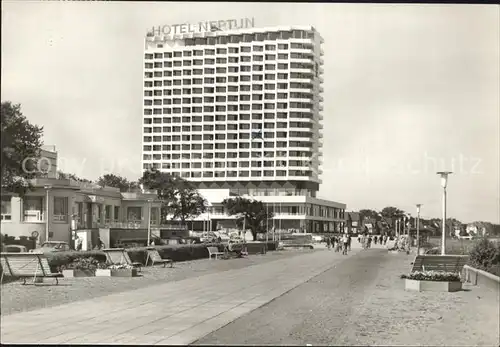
left=410, top=255, right=469, bottom=273
left=0, top=252, right=63, bottom=285
left=145, top=248, right=173, bottom=268
left=102, top=248, right=143, bottom=272
left=207, top=246, right=224, bottom=260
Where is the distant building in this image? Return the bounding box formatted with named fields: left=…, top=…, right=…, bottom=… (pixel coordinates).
left=0, top=150, right=183, bottom=247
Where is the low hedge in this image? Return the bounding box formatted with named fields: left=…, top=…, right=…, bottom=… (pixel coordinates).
left=47, top=251, right=107, bottom=272
left=126, top=243, right=224, bottom=263
left=244, top=241, right=278, bottom=254
left=45, top=242, right=281, bottom=271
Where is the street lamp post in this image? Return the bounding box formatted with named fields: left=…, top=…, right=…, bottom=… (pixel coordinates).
left=437, top=171, right=452, bottom=255
left=266, top=202, right=269, bottom=244
left=416, top=204, right=422, bottom=255
left=44, top=185, right=51, bottom=242
left=147, top=199, right=152, bottom=246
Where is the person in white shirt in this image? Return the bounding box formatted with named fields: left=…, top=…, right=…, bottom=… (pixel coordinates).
left=342, top=234, right=349, bottom=255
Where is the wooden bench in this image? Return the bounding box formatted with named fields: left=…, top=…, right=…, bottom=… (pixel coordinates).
left=102, top=248, right=143, bottom=272
left=410, top=255, right=469, bottom=273
left=207, top=246, right=224, bottom=260
left=145, top=248, right=173, bottom=268
left=0, top=252, right=63, bottom=285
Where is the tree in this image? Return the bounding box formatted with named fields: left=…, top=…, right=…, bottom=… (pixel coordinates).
left=97, top=173, right=134, bottom=192
left=381, top=206, right=405, bottom=220
left=1, top=102, right=44, bottom=195
left=222, top=197, right=273, bottom=241
left=358, top=209, right=380, bottom=222
left=139, top=169, right=206, bottom=226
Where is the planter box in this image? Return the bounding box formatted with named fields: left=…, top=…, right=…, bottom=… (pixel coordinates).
left=405, top=279, right=462, bottom=292
left=95, top=268, right=138, bottom=277
left=62, top=269, right=95, bottom=278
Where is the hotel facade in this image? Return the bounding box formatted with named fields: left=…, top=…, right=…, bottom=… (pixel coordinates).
left=0, top=147, right=181, bottom=248
left=142, top=20, right=346, bottom=234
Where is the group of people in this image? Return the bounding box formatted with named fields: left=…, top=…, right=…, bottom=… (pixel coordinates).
left=74, top=235, right=105, bottom=251
left=356, top=234, right=389, bottom=249
left=325, top=234, right=351, bottom=255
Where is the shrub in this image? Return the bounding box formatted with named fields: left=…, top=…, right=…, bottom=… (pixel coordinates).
left=60, top=257, right=104, bottom=272
left=468, top=238, right=500, bottom=275
left=401, top=271, right=461, bottom=282
left=127, top=243, right=225, bottom=264
left=47, top=251, right=107, bottom=272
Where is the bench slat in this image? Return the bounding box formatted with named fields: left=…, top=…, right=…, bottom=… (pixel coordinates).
left=411, top=255, right=469, bottom=273
left=0, top=253, right=63, bottom=280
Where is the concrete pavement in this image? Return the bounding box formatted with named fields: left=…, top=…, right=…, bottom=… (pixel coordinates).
left=195, top=249, right=499, bottom=346
left=1, top=248, right=360, bottom=345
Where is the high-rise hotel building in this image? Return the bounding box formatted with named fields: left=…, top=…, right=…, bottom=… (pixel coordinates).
left=142, top=20, right=346, bottom=234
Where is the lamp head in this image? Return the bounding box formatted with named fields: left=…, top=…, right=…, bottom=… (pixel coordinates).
left=437, top=171, right=452, bottom=188
left=416, top=204, right=422, bottom=214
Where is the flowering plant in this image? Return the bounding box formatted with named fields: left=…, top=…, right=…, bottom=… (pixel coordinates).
left=106, top=264, right=134, bottom=270
left=60, top=257, right=104, bottom=272
left=400, top=270, right=461, bottom=282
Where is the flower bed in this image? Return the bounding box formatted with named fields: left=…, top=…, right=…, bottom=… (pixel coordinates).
left=401, top=271, right=461, bottom=282
left=401, top=271, right=462, bottom=292
left=48, top=251, right=107, bottom=273
left=60, top=257, right=104, bottom=277
left=95, top=264, right=138, bottom=277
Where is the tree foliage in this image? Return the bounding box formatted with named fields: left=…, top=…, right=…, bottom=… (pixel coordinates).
left=1, top=102, right=44, bottom=195
left=222, top=197, right=273, bottom=241
left=358, top=209, right=381, bottom=222
left=139, top=169, right=206, bottom=226
left=469, top=237, right=500, bottom=274
left=381, top=206, right=405, bottom=220
left=97, top=173, right=135, bottom=192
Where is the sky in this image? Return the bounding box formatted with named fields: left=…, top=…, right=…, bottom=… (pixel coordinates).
left=1, top=2, right=499, bottom=224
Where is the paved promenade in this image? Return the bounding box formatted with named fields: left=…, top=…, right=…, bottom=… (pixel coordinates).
left=1, top=249, right=359, bottom=345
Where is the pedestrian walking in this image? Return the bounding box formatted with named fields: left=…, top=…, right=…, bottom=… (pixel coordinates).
left=347, top=234, right=351, bottom=251
left=96, top=237, right=105, bottom=250
left=75, top=235, right=83, bottom=251
left=335, top=236, right=341, bottom=252
left=367, top=235, right=372, bottom=249
left=342, top=233, right=349, bottom=255
left=326, top=235, right=331, bottom=250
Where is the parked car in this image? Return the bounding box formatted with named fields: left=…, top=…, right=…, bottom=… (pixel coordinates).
left=31, top=241, right=71, bottom=253
left=4, top=245, right=28, bottom=253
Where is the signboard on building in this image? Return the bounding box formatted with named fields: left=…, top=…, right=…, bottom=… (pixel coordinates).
left=148, top=17, right=255, bottom=36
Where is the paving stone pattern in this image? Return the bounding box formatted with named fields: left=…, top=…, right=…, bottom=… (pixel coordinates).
left=1, top=249, right=358, bottom=345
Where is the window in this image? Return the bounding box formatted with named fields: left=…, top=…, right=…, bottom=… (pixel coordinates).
left=114, top=206, right=120, bottom=221
left=1, top=196, right=11, bottom=221
left=127, top=207, right=142, bottom=221
left=22, top=196, right=44, bottom=222
left=53, top=197, right=68, bottom=222
left=105, top=205, right=112, bottom=221
left=150, top=207, right=159, bottom=225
